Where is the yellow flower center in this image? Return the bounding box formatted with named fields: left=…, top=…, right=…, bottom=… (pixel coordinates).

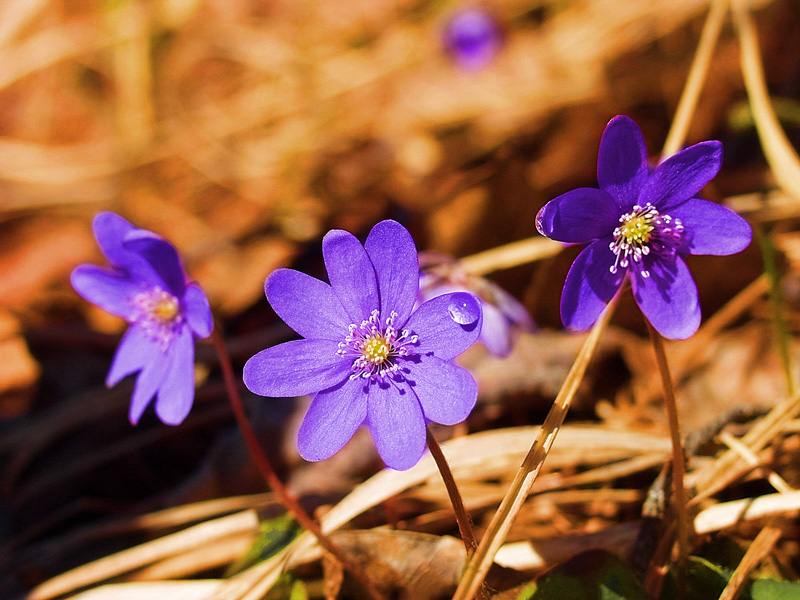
left=618, top=214, right=654, bottom=246
left=361, top=334, right=391, bottom=365
left=151, top=293, right=180, bottom=322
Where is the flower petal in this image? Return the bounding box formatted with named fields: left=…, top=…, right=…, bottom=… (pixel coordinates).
left=404, top=354, right=477, bottom=425
left=92, top=212, right=138, bottom=266
left=405, top=292, right=482, bottom=360
left=632, top=255, right=700, bottom=339
left=536, top=188, right=620, bottom=243
left=641, top=141, right=722, bottom=211
left=597, top=115, right=649, bottom=210
left=243, top=339, right=350, bottom=397
left=71, top=265, right=140, bottom=320
left=265, top=269, right=349, bottom=340
left=365, top=220, right=419, bottom=327
left=479, top=302, right=512, bottom=357
left=670, top=198, right=752, bottom=256
left=560, top=240, right=625, bottom=331
left=154, top=327, right=195, bottom=425
left=366, top=380, right=426, bottom=470
left=91, top=212, right=161, bottom=285
left=106, top=325, right=158, bottom=387
left=322, top=229, right=379, bottom=323
left=124, top=230, right=187, bottom=297
left=297, top=377, right=368, bottom=461
left=183, top=283, right=213, bottom=338
left=128, top=341, right=171, bottom=424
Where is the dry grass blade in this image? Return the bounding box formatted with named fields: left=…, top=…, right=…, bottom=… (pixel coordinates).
left=452, top=294, right=619, bottom=600
left=660, top=0, right=728, bottom=159
left=70, top=580, right=223, bottom=600
left=458, top=237, right=563, bottom=276
left=27, top=510, right=259, bottom=600
left=690, top=389, right=800, bottom=498
left=718, top=522, right=783, bottom=600
left=732, top=0, right=800, bottom=199
left=694, top=490, right=800, bottom=534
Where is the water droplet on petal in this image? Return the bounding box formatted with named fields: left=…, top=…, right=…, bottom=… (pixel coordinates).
left=448, top=292, right=481, bottom=325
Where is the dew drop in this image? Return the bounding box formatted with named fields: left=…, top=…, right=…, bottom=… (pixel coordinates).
left=448, top=292, right=481, bottom=325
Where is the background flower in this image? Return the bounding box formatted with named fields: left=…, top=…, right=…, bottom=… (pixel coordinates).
left=419, top=252, right=535, bottom=357
left=536, top=115, right=752, bottom=339
left=71, top=212, right=213, bottom=425
left=443, top=7, right=503, bottom=71
left=244, top=220, right=482, bottom=470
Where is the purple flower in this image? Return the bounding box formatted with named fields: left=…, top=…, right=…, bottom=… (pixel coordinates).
left=419, top=253, right=535, bottom=357
left=71, top=212, right=213, bottom=425
left=536, top=115, right=752, bottom=339
left=243, top=220, right=482, bottom=470
left=443, top=8, right=502, bottom=71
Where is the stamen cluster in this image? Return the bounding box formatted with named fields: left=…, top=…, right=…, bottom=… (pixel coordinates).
left=609, top=202, right=684, bottom=278
left=132, top=287, right=184, bottom=348
left=337, top=309, right=418, bottom=379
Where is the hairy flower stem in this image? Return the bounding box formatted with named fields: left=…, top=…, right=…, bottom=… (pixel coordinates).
left=645, top=322, right=690, bottom=600
left=425, top=426, right=477, bottom=555
left=210, top=326, right=386, bottom=600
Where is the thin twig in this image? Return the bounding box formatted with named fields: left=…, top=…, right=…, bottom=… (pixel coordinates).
left=646, top=322, right=691, bottom=600
left=209, top=326, right=386, bottom=600
left=425, top=426, right=477, bottom=555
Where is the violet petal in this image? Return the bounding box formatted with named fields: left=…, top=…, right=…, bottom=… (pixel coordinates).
left=632, top=255, right=700, bottom=339
left=106, top=325, right=157, bottom=387
left=297, top=377, right=369, bottom=461
left=642, top=141, right=722, bottom=211
left=366, top=380, right=426, bottom=470
left=479, top=302, right=512, bottom=357
left=670, top=198, right=752, bottom=256
left=405, top=292, right=482, bottom=360
left=405, top=354, right=477, bottom=425
left=536, top=188, right=621, bottom=242
left=365, top=220, right=419, bottom=327
left=183, top=283, right=213, bottom=338
left=597, top=115, right=649, bottom=210
left=128, top=344, right=171, bottom=424
left=266, top=269, right=349, bottom=341
left=124, top=230, right=187, bottom=297
left=560, top=239, right=625, bottom=331
left=71, top=265, right=140, bottom=320
left=154, top=327, right=195, bottom=425
left=322, top=229, right=380, bottom=323
left=243, top=339, right=350, bottom=397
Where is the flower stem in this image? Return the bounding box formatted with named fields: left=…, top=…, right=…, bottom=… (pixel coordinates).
left=209, top=326, right=386, bottom=600
left=425, top=426, right=477, bottom=555
left=645, top=322, right=691, bottom=600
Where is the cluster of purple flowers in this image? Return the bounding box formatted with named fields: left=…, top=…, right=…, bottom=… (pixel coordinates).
left=73, top=115, right=751, bottom=469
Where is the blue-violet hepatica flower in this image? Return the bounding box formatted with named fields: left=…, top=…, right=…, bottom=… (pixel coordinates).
left=71, top=212, right=213, bottom=425
left=536, top=115, right=752, bottom=339
left=443, top=8, right=502, bottom=71
left=243, top=220, right=483, bottom=470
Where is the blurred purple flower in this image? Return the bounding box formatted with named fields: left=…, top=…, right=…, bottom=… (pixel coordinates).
left=243, top=220, right=482, bottom=470
left=536, top=115, right=752, bottom=339
left=71, top=212, right=213, bottom=425
left=419, top=253, right=535, bottom=357
left=443, top=7, right=502, bottom=71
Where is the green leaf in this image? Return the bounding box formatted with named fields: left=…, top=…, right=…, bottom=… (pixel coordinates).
left=750, top=578, right=800, bottom=600
left=224, top=513, right=301, bottom=575
left=525, top=550, right=649, bottom=600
